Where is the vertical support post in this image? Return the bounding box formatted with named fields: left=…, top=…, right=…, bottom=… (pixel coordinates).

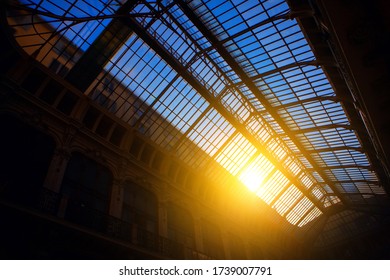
left=193, top=217, right=204, bottom=254
left=158, top=200, right=168, bottom=238
left=109, top=178, right=124, bottom=218
left=43, top=148, right=70, bottom=193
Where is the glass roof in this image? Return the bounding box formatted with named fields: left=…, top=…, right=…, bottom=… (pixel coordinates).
left=6, top=0, right=388, bottom=227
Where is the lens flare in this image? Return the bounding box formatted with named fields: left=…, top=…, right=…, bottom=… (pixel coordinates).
left=239, top=167, right=265, bottom=193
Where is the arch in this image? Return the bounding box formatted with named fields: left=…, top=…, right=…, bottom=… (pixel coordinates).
left=121, top=181, right=158, bottom=234
left=166, top=203, right=195, bottom=249
left=67, top=143, right=119, bottom=177
left=228, top=233, right=247, bottom=260
left=249, top=244, right=264, bottom=259
left=201, top=218, right=225, bottom=259
left=60, top=151, right=113, bottom=230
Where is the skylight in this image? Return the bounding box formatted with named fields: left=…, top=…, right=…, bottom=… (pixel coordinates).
left=7, top=0, right=387, bottom=227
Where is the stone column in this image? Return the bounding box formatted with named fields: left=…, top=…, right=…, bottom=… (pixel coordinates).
left=243, top=240, right=254, bottom=259
left=193, top=217, right=204, bottom=254
left=220, top=231, right=230, bottom=259
left=158, top=200, right=168, bottom=238
left=240, top=239, right=249, bottom=260
left=43, top=148, right=70, bottom=193
left=42, top=148, right=70, bottom=215
left=109, top=178, right=124, bottom=219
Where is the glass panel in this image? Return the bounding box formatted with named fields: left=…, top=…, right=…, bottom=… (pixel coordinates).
left=9, top=0, right=386, bottom=227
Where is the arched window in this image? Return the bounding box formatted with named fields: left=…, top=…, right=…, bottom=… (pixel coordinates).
left=61, top=152, right=112, bottom=230
left=201, top=219, right=225, bottom=259
left=250, top=244, right=264, bottom=259
left=228, top=233, right=246, bottom=259
left=167, top=203, right=195, bottom=249
left=122, top=182, right=158, bottom=233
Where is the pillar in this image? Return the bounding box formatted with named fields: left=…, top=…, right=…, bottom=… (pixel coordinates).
left=158, top=200, right=168, bottom=238
left=42, top=147, right=70, bottom=193
left=193, top=217, right=204, bottom=254
left=109, top=178, right=124, bottom=218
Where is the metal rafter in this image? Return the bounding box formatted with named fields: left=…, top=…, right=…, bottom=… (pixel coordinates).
left=200, top=9, right=315, bottom=53
left=307, top=165, right=372, bottom=171
left=306, top=146, right=363, bottom=154
left=175, top=0, right=349, bottom=206
left=288, top=0, right=390, bottom=197
left=8, top=0, right=388, bottom=227
left=138, top=1, right=328, bottom=215
left=257, top=95, right=338, bottom=113
left=232, top=60, right=337, bottom=86
left=287, top=124, right=352, bottom=134
left=145, top=2, right=333, bottom=205
left=116, top=3, right=327, bottom=212
left=65, top=0, right=139, bottom=91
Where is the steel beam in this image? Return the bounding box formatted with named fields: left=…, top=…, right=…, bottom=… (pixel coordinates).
left=306, top=146, right=363, bottom=154
left=288, top=124, right=352, bottom=135
left=65, top=1, right=138, bottom=92
left=307, top=165, right=372, bottom=171
left=121, top=9, right=327, bottom=212
left=176, top=0, right=349, bottom=206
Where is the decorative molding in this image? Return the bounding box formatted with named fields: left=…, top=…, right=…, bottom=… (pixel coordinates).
left=84, top=148, right=107, bottom=164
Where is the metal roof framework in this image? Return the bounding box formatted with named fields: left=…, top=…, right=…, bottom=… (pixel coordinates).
left=6, top=0, right=389, bottom=227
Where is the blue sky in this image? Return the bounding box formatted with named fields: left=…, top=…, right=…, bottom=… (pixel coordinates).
left=14, top=0, right=383, bottom=226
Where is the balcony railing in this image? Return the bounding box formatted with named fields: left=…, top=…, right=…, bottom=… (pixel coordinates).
left=0, top=186, right=211, bottom=260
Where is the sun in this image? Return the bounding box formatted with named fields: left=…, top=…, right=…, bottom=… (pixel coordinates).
left=239, top=168, right=265, bottom=192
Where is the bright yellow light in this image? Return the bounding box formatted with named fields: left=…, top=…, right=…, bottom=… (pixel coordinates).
left=239, top=167, right=265, bottom=192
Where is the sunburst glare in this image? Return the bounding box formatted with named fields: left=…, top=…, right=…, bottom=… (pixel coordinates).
left=239, top=167, right=266, bottom=193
